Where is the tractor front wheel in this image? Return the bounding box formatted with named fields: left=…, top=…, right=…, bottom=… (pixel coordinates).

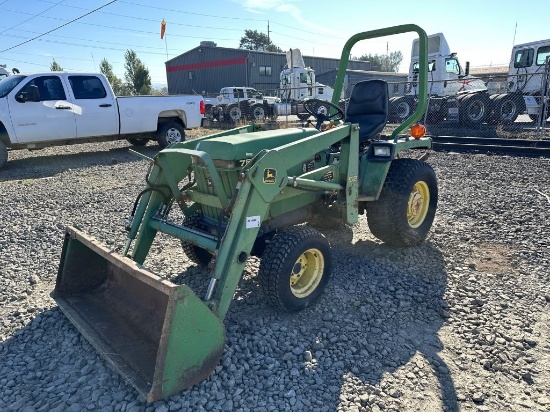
left=258, top=226, right=331, bottom=312
left=366, top=159, right=438, bottom=246
left=180, top=213, right=213, bottom=266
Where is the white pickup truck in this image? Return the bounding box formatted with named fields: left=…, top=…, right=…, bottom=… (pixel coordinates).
left=0, top=72, right=205, bottom=169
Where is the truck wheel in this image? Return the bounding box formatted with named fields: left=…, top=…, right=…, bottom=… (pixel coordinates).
left=366, top=159, right=438, bottom=247
left=225, top=104, right=242, bottom=122
left=459, top=94, right=487, bottom=125
left=250, top=104, right=266, bottom=121
left=0, top=141, right=7, bottom=169
left=127, top=137, right=148, bottom=146
left=258, top=226, right=331, bottom=312
left=390, top=97, right=415, bottom=122
left=180, top=213, right=213, bottom=266
left=157, top=121, right=185, bottom=148
left=493, top=94, right=523, bottom=125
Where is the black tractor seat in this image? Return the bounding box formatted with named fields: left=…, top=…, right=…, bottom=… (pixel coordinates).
left=345, top=79, right=389, bottom=144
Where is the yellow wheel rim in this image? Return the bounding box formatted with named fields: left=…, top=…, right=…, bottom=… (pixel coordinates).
left=407, top=181, right=430, bottom=228
left=289, top=248, right=324, bottom=298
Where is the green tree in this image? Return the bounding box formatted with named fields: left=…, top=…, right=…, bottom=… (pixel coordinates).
left=358, top=51, right=403, bottom=72
left=50, top=59, right=63, bottom=71
left=124, top=50, right=152, bottom=95
left=151, top=86, right=168, bottom=96
left=99, top=58, right=128, bottom=96
left=239, top=30, right=282, bottom=52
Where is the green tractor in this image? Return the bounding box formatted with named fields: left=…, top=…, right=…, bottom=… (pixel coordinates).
left=53, top=24, right=435, bottom=402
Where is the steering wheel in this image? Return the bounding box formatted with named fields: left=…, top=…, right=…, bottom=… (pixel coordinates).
left=303, top=99, right=345, bottom=130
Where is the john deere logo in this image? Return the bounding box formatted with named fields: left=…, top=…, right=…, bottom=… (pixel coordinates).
left=263, top=168, right=276, bottom=184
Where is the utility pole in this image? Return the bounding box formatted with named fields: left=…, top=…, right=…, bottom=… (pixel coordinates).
left=268, top=21, right=270, bottom=43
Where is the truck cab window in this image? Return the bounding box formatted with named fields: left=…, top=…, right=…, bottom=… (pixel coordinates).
left=514, top=48, right=534, bottom=68
left=536, top=46, right=550, bottom=65
left=20, top=76, right=66, bottom=101
left=445, top=58, right=461, bottom=75
left=69, top=75, right=107, bottom=99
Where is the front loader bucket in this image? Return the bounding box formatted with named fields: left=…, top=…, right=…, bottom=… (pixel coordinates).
left=52, top=226, right=225, bottom=402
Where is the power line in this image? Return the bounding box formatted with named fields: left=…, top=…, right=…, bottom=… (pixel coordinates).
left=0, top=0, right=65, bottom=36
left=36, top=0, right=344, bottom=43
left=0, top=0, right=118, bottom=53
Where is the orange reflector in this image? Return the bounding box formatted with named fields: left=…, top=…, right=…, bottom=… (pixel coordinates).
left=410, top=124, right=426, bottom=139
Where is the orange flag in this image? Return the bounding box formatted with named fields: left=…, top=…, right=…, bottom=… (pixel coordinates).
left=160, top=19, right=166, bottom=39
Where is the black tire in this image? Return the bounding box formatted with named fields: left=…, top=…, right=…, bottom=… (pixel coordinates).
left=156, top=121, right=185, bottom=148
left=251, top=230, right=277, bottom=258
left=181, top=213, right=213, bottom=266
left=0, top=141, right=7, bottom=170
left=249, top=104, right=266, bottom=121
left=258, top=226, right=331, bottom=312
left=485, top=94, right=502, bottom=124
left=390, top=96, right=415, bottom=122
left=493, top=94, right=523, bottom=125
left=126, top=137, right=149, bottom=146
left=225, top=104, right=242, bottom=122
left=459, top=94, right=487, bottom=125
left=366, top=159, right=438, bottom=247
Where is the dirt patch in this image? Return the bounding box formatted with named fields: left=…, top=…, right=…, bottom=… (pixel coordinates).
left=467, top=242, right=514, bottom=274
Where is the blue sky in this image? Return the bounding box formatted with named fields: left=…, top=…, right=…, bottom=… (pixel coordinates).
left=1, top=0, right=549, bottom=88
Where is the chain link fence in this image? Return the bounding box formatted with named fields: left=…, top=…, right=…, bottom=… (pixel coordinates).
left=201, top=72, right=550, bottom=140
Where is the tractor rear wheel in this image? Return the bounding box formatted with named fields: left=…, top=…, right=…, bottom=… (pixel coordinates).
left=366, top=159, right=438, bottom=246
left=258, top=226, right=331, bottom=312
left=180, top=213, right=213, bottom=266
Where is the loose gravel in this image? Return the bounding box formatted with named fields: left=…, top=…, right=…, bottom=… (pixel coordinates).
left=1, top=131, right=549, bottom=412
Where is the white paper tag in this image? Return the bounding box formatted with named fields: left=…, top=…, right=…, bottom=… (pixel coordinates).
left=246, top=216, right=261, bottom=228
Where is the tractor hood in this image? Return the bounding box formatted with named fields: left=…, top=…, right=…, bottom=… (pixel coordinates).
left=194, top=128, right=319, bottom=162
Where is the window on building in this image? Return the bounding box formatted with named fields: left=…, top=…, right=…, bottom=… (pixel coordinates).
left=536, top=46, right=550, bottom=66
left=188, top=71, right=194, bottom=80
left=259, top=66, right=272, bottom=76
left=514, top=48, right=534, bottom=68
left=392, top=83, right=399, bottom=94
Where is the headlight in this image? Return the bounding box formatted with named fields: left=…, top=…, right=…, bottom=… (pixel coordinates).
left=374, top=146, right=391, bottom=157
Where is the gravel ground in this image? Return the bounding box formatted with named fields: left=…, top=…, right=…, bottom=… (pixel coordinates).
left=0, top=130, right=549, bottom=412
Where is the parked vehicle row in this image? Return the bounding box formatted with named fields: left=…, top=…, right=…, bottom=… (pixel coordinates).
left=0, top=72, right=205, bottom=169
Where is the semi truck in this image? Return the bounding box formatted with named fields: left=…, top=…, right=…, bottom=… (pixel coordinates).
left=390, top=33, right=550, bottom=126
left=507, top=39, right=550, bottom=122
left=0, top=65, right=11, bottom=81
left=273, top=48, right=339, bottom=121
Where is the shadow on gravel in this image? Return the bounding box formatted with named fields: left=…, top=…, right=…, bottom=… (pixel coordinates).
left=0, top=225, right=459, bottom=411
left=0, top=144, right=160, bottom=182
left=222, top=223, right=460, bottom=412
